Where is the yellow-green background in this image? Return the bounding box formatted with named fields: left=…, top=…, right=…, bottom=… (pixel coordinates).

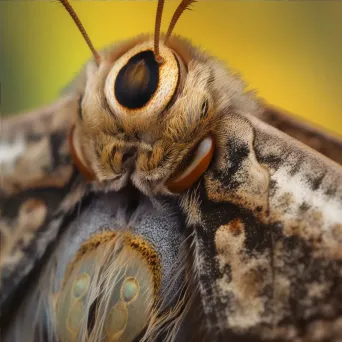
left=1, top=1, right=341, bottom=136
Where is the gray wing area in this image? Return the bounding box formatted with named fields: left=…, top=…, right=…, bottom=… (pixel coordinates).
left=2, top=190, right=187, bottom=342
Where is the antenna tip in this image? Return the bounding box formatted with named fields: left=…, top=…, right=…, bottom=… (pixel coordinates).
left=155, top=55, right=164, bottom=64
left=95, top=53, right=101, bottom=64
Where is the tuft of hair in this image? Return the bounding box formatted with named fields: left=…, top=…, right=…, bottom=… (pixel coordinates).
left=3, top=232, right=194, bottom=342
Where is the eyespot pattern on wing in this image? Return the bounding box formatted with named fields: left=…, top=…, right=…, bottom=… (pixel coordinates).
left=55, top=232, right=160, bottom=342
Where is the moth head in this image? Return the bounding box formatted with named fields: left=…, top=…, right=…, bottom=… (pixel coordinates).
left=62, top=0, right=238, bottom=195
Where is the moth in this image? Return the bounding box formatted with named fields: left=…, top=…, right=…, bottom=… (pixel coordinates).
left=1, top=0, right=342, bottom=341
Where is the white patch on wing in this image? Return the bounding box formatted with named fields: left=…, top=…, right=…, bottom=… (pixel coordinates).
left=272, top=164, right=342, bottom=229
left=0, top=137, right=26, bottom=173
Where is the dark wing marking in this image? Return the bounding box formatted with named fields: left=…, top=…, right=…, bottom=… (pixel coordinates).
left=181, top=110, right=342, bottom=341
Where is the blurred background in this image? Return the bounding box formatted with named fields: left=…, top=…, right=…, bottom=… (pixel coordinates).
left=1, top=0, right=341, bottom=136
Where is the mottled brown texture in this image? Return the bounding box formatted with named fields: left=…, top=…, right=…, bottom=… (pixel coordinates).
left=181, top=107, right=342, bottom=341
left=1, top=96, right=77, bottom=195
left=0, top=198, right=47, bottom=273
left=258, top=105, right=342, bottom=166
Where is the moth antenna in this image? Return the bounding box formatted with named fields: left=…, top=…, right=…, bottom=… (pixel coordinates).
left=58, top=0, right=101, bottom=64
left=165, top=0, right=197, bottom=44
left=154, top=0, right=165, bottom=64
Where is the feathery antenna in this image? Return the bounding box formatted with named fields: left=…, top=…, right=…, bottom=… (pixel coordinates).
left=58, top=0, right=100, bottom=64
left=165, top=0, right=197, bottom=44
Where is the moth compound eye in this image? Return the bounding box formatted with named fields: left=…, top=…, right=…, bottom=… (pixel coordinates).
left=166, top=136, right=215, bottom=193
left=69, top=126, right=95, bottom=181
left=55, top=232, right=160, bottom=342
left=105, top=41, right=180, bottom=119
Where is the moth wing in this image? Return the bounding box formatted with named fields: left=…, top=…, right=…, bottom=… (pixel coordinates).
left=0, top=94, right=80, bottom=194
left=182, top=108, right=342, bottom=341
left=0, top=94, right=84, bottom=319
left=258, top=104, right=342, bottom=165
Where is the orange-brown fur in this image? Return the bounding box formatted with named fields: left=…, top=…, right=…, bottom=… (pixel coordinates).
left=71, top=34, right=259, bottom=196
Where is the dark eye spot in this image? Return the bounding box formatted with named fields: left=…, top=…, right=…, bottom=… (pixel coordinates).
left=200, top=100, right=209, bottom=120
left=115, top=50, right=159, bottom=110
left=78, top=95, right=83, bottom=120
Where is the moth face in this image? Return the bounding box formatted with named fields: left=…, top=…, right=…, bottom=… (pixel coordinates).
left=71, top=36, right=228, bottom=195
